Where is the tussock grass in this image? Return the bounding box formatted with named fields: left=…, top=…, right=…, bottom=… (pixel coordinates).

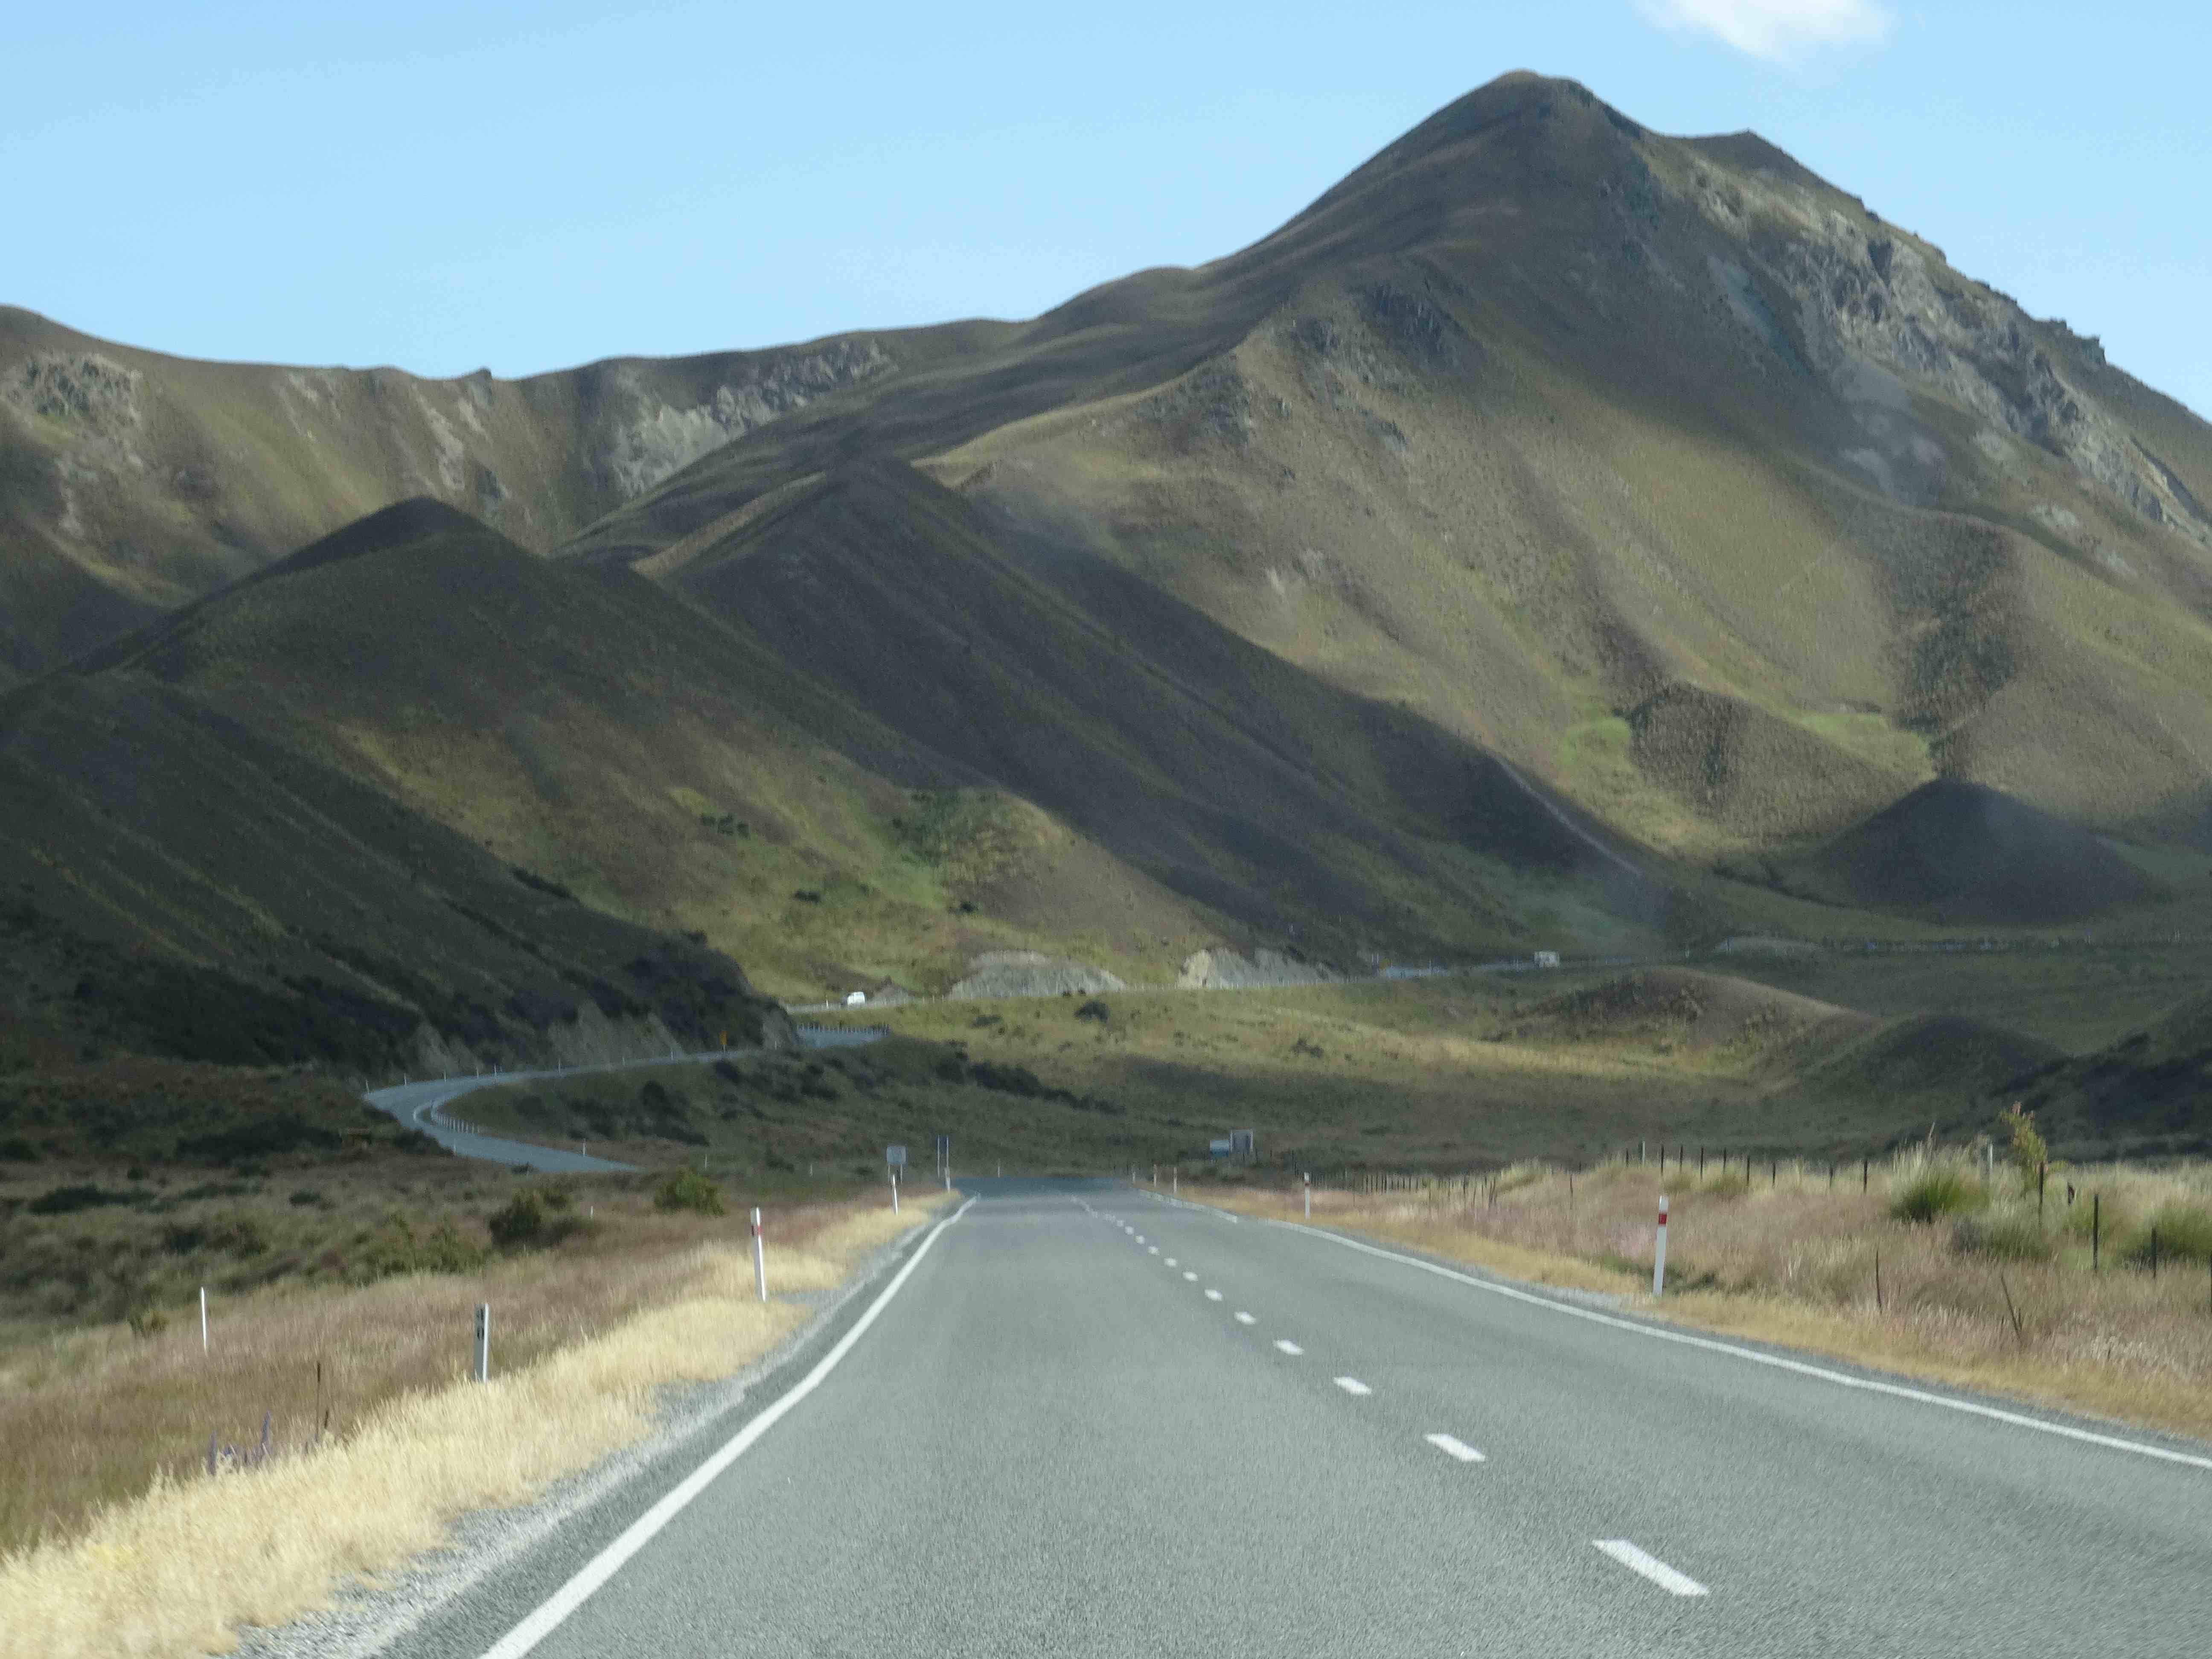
left=1188, top=1156, right=2212, bottom=1442
left=0, top=1188, right=949, bottom=1658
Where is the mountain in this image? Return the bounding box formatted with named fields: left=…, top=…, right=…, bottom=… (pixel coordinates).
left=2003, top=993, right=2212, bottom=1158
left=1781, top=778, right=2166, bottom=925
left=0, top=303, right=1007, bottom=678
left=564, top=74, right=2212, bottom=876
left=6, top=69, right=2211, bottom=1006
left=63, top=497, right=1235, bottom=999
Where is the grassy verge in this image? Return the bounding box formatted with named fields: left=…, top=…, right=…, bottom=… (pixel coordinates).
left=0, top=1167, right=951, bottom=1659
left=1176, top=1150, right=2212, bottom=1443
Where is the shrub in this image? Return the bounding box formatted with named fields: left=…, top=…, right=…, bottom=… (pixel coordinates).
left=486, top=1190, right=545, bottom=1246
left=288, top=1188, right=323, bottom=1207
left=1952, top=1211, right=2054, bottom=1262
left=654, top=1168, right=725, bottom=1216
left=210, top=1214, right=270, bottom=1257
left=28, top=1184, right=134, bottom=1215
left=1891, top=1168, right=1984, bottom=1224
left=1075, top=1000, right=1111, bottom=1023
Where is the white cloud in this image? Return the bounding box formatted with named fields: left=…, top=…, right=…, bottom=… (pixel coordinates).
left=1637, top=0, right=1893, bottom=59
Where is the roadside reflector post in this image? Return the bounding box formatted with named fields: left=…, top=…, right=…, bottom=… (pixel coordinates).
left=1304, top=1170, right=1311, bottom=1219
left=2093, top=1193, right=2100, bottom=1272
left=891, top=1170, right=899, bottom=1214
left=1653, top=1196, right=1669, bottom=1297
left=751, top=1207, right=768, bottom=1301
left=199, top=1286, right=208, bottom=1354
left=474, top=1304, right=490, bottom=1382
left=1172, top=1167, right=1178, bottom=1196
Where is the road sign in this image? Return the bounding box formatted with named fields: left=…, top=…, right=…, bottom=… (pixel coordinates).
left=887, top=1144, right=907, bottom=1168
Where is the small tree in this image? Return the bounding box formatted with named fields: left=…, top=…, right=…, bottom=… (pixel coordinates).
left=1998, top=1102, right=2047, bottom=1179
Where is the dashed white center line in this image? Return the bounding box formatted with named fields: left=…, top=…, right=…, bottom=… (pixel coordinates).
left=1182, top=1271, right=1199, bottom=1281
left=1134, top=1235, right=1144, bottom=1243
left=1165, top=1258, right=1177, bottom=1267
left=1274, top=1340, right=1303, bottom=1355
left=1424, top=1433, right=1485, bottom=1463
left=1333, top=1377, right=1373, bottom=1397
left=1593, top=1540, right=1709, bottom=1598
left=1203, top=1289, right=1222, bottom=1301
left=1148, top=1246, right=1159, bottom=1254
left=1234, top=1312, right=1255, bottom=1324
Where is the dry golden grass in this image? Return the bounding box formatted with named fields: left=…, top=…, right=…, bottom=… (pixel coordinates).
left=0, top=1189, right=952, bottom=1659
left=1186, top=1153, right=2212, bottom=1443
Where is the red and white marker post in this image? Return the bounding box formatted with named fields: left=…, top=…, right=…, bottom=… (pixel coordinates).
left=1304, top=1171, right=1312, bottom=1219
left=1653, top=1194, right=1670, bottom=1296
left=751, top=1206, right=768, bottom=1302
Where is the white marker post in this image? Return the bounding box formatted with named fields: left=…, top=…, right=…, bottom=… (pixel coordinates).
left=1653, top=1196, right=1670, bottom=1297
left=199, top=1286, right=208, bottom=1354
left=1304, top=1171, right=1311, bottom=1219
left=475, top=1303, right=491, bottom=1382
left=751, top=1208, right=768, bottom=1302
left=891, top=1171, right=900, bottom=1214
left=1172, top=1168, right=1178, bottom=1196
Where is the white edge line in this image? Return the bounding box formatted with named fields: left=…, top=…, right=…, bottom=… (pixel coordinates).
left=479, top=1199, right=975, bottom=1659
left=1267, top=1218, right=2212, bottom=1473
left=1425, top=1432, right=1485, bottom=1463
left=1594, top=1539, right=1708, bottom=1597
left=1144, top=1190, right=1239, bottom=1223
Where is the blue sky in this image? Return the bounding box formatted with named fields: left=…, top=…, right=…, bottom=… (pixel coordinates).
left=7, top=2, right=2205, bottom=417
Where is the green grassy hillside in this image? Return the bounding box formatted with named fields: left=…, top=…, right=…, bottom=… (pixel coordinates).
left=61, top=498, right=1238, bottom=1001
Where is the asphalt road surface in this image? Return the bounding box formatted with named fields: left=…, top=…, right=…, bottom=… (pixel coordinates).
left=386, top=1179, right=2210, bottom=1658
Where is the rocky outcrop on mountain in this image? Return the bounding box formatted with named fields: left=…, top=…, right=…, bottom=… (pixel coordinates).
left=948, top=952, right=1128, bottom=999
left=587, top=339, right=896, bottom=498
left=1679, top=141, right=2209, bottom=544
left=1176, top=949, right=1343, bottom=990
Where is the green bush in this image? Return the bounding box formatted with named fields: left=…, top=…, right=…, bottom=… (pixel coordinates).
left=27, top=1184, right=135, bottom=1216
left=654, top=1168, right=725, bottom=1216
left=486, top=1190, right=546, bottom=1246
left=1951, top=1211, right=2054, bottom=1262
left=1891, top=1168, right=1985, bottom=1224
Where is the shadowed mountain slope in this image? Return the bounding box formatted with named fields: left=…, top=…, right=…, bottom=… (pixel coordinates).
left=655, top=456, right=1675, bottom=960
left=2003, top=992, right=2212, bottom=1158
left=1789, top=779, right=2166, bottom=925
left=67, top=498, right=1238, bottom=1000
left=0, top=671, right=792, bottom=1074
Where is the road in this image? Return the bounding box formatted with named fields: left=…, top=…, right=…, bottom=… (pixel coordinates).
left=363, top=1028, right=888, bottom=1173
left=382, top=1179, right=2210, bottom=1658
